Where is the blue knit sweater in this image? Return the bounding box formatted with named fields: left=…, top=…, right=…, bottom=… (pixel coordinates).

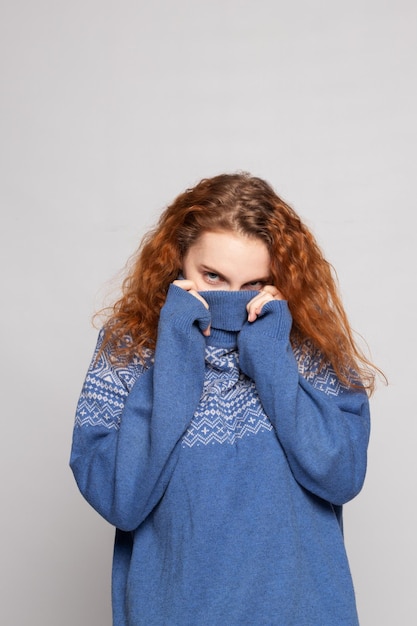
left=70, top=285, right=370, bottom=625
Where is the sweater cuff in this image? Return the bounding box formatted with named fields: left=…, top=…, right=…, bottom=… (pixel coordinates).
left=159, top=284, right=211, bottom=334
left=243, top=299, right=293, bottom=340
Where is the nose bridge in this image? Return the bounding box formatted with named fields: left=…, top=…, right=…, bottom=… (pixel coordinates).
left=226, top=272, right=243, bottom=291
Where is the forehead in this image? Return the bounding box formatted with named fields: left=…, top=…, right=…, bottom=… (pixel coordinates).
left=185, top=231, right=270, bottom=274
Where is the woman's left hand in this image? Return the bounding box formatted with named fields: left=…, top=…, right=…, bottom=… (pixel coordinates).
left=246, top=285, right=284, bottom=323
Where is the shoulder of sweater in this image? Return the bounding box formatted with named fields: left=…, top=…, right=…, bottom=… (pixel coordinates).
left=292, top=338, right=351, bottom=397
left=90, top=327, right=154, bottom=393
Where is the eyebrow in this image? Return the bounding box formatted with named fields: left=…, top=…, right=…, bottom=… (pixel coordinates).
left=200, top=264, right=224, bottom=277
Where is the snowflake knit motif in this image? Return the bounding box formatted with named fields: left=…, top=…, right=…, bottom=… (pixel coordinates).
left=181, top=346, right=273, bottom=448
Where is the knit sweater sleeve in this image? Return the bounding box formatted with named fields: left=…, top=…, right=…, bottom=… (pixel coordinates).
left=237, top=300, right=370, bottom=506
left=70, top=284, right=210, bottom=531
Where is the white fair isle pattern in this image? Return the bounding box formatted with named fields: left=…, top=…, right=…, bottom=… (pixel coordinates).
left=75, top=334, right=347, bottom=435
left=181, top=347, right=273, bottom=448
left=75, top=332, right=153, bottom=430
left=293, top=339, right=350, bottom=397
left=181, top=343, right=348, bottom=449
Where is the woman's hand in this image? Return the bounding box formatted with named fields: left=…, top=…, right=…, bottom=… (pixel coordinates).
left=172, top=279, right=211, bottom=336
left=246, top=285, right=284, bottom=322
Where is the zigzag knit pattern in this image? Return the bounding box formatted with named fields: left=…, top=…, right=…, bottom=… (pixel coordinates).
left=75, top=337, right=347, bottom=434
left=74, top=335, right=153, bottom=430
left=182, top=346, right=273, bottom=448
left=293, top=339, right=350, bottom=397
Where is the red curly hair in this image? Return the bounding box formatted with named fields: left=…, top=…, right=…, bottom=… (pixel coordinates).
left=98, top=172, right=380, bottom=393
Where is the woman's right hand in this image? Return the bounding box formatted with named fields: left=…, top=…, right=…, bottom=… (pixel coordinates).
left=172, top=279, right=211, bottom=336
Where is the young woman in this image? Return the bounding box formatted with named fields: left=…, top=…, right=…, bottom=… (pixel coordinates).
left=70, top=173, right=379, bottom=625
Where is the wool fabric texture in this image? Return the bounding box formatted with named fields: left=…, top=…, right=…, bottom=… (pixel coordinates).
left=70, top=285, right=370, bottom=625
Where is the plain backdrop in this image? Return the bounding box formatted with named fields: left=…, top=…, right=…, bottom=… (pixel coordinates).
left=1, top=1, right=415, bottom=624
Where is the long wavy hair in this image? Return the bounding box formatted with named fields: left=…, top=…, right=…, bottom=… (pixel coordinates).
left=98, top=172, right=381, bottom=393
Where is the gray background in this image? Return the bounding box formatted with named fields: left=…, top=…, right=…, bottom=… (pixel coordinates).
left=1, top=1, right=415, bottom=624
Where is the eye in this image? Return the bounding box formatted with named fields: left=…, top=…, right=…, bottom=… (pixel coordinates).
left=243, top=280, right=265, bottom=290
left=203, top=271, right=223, bottom=284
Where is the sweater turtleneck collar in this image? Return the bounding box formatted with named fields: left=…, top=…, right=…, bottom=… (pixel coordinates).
left=199, top=290, right=257, bottom=348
